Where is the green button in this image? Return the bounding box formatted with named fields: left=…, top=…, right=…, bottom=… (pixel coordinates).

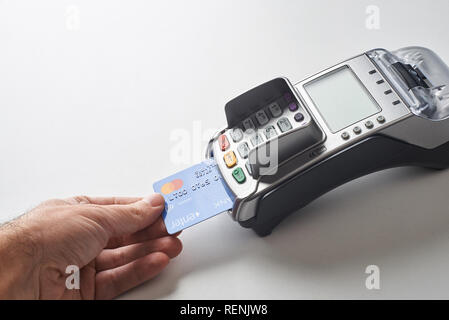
left=232, top=167, right=246, bottom=184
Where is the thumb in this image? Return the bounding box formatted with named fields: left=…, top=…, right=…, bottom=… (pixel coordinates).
left=88, top=194, right=166, bottom=238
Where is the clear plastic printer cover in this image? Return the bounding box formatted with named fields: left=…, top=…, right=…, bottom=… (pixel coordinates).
left=367, top=47, right=449, bottom=121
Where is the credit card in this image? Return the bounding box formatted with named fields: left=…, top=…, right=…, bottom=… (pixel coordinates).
left=153, top=159, right=235, bottom=234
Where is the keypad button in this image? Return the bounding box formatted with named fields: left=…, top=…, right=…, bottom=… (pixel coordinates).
left=377, top=115, right=386, bottom=124
left=245, top=161, right=253, bottom=176
left=255, top=110, right=269, bottom=126
left=353, top=126, right=362, bottom=135
left=242, top=118, right=255, bottom=131
left=294, top=113, right=304, bottom=122
left=277, top=117, right=292, bottom=133
left=250, top=134, right=264, bottom=147
left=365, top=121, right=374, bottom=129
left=237, top=142, right=250, bottom=159
left=223, top=151, right=237, bottom=168
left=268, top=102, right=283, bottom=118
left=218, top=134, right=230, bottom=151
left=264, top=126, right=278, bottom=139
left=229, top=128, right=243, bottom=143
left=288, top=103, right=299, bottom=112
left=341, top=132, right=350, bottom=140
left=232, top=167, right=246, bottom=184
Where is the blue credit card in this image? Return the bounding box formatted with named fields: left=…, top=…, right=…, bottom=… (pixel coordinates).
left=153, top=159, right=235, bottom=234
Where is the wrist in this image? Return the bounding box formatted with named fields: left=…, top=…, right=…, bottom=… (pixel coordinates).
left=0, top=218, right=42, bottom=299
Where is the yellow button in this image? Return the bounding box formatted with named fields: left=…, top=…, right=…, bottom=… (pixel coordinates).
left=224, top=151, right=237, bottom=168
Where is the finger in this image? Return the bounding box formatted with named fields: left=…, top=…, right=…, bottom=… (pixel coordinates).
left=96, top=236, right=182, bottom=271
left=95, top=252, right=169, bottom=299
left=38, top=196, right=143, bottom=209
left=86, top=194, right=166, bottom=238
left=67, top=196, right=143, bottom=205
left=38, top=199, right=73, bottom=207
left=106, top=217, right=181, bottom=249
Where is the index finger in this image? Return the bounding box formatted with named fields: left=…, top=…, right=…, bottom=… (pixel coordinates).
left=67, top=196, right=143, bottom=205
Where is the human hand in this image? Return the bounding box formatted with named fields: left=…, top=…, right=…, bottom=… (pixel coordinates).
left=0, top=194, right=182, bottom=299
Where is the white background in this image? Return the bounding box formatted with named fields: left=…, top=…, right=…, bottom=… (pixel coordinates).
left=1, top=0, right=449, bottom=299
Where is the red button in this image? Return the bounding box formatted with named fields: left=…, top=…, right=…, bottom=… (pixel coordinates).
left=219, top=134, right=230, bottom=151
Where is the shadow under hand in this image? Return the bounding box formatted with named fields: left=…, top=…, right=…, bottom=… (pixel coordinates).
left=119, top=209, right=255, bottom=299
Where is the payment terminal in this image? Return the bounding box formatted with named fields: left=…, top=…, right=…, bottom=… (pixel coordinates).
left=206, top=47, right=449, bottom=237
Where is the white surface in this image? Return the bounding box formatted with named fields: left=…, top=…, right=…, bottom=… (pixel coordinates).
left=1, top=0, right=449, bottom=299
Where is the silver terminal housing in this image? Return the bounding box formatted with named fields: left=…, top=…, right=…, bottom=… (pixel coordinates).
left=206, top=47, right=449, bottom=223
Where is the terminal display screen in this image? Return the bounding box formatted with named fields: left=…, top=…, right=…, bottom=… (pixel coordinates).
left=305, top=66, right=381, bottom=132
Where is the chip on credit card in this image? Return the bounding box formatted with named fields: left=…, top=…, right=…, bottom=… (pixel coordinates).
left=153, top=159, right=235, bottom=234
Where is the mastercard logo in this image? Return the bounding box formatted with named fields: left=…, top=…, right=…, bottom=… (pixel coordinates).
left=160, top=179, right=184, bottom=195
